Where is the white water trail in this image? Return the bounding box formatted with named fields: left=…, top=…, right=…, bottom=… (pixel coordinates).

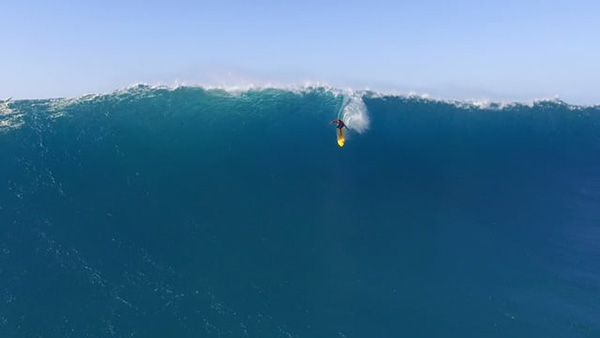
left=340, top=94, right=370, bottom=133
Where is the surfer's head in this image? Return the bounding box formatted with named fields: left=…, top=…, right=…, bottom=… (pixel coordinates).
left=330, top=119, right=346, bottom=129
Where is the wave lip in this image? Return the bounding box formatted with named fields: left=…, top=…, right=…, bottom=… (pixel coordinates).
left=3, top=83, right=597, bottom=134
left=18, top=82, right=596, bottom=109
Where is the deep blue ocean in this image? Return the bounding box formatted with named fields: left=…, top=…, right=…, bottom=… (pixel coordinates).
left=1, top=85, right=599, bottom=337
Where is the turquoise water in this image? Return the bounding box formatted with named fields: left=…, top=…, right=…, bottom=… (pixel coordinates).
left=1, top=86, right=599, bottom=337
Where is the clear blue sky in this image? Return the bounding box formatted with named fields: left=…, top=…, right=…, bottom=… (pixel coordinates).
left=1, top=0, right=599, bottom=104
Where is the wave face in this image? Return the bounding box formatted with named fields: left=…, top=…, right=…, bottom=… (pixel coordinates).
left=1, top=86, right=600, bottom=337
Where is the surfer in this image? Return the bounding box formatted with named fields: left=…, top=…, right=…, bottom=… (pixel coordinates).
left=330, top=119, right=348, bottom=130
left=330, top=119, right=347, bottom=147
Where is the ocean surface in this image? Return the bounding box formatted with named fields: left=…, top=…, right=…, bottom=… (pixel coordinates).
left=1, top=85, right=599, bottom=337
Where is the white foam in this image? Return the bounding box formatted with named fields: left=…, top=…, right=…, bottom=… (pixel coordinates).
left=119, top=80, right=338, bottom=97
left=200, top=80, right=337, bottom=96
left=0, top=102, right=24, bottom=131
left=340, top=93, right=370, bottom=133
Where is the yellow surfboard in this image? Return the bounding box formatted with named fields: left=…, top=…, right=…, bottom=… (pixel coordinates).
left=336, top=128, right=345, bottom=147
